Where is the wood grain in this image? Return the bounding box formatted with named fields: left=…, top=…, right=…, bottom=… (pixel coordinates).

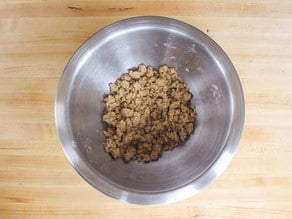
left=1, top=0, right=292, bottom=218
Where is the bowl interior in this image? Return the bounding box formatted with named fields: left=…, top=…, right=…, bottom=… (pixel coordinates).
left=56, top=17, right=244, bottom=204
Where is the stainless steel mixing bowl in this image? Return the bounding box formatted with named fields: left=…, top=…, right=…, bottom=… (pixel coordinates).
left=55, top=16, right=244, bottom=205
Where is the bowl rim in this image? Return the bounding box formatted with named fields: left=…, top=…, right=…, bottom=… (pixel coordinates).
left=55, top=16, right=245, bottom=205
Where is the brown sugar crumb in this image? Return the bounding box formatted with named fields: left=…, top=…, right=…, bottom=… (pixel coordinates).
left=102, top=64, right=197, bottom=163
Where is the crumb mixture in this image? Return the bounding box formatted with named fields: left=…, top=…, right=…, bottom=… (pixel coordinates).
left=102, top=64, right=197, bottom=162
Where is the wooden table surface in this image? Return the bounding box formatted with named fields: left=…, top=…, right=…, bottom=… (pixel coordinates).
left=1, top=1, right=292, bottom=218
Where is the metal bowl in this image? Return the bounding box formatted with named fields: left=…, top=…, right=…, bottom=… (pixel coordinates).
left=55, top=16, right=244, bottom=205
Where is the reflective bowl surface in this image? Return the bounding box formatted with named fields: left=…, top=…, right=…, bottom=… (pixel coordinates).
left=55, top=16, right=245, bottom=205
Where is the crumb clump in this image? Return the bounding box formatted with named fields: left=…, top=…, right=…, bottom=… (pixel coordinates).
left=102, top=64, right=197, bottom=162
